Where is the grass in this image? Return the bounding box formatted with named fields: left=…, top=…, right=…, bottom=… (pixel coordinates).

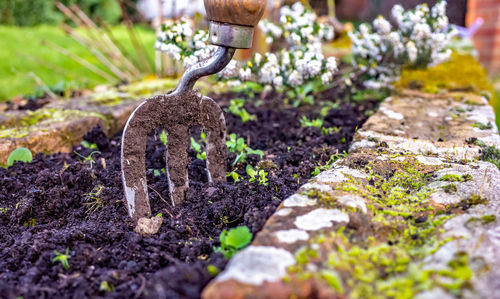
left=0, top=25, right=156, bottom=101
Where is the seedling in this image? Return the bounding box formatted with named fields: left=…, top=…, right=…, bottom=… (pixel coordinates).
left=74, top=150, right=101, bottom=169
left=23, top=218, right=36, bottom=228
left=159, top=129, right=168, bottom=146
left=300, top=116, right=323, bottom=128
left=84, top=185, right=105, bottom=214
left=81, top=140, right=98, bottom=149
left=214, top=226, right=252, bottom=259
left=227, top=98, right=257, bottom=123
left=246, top=165, right=269, bottom=186
left=226, top=170, right=241, bottom=182
left=52, top=248, right=71, bottom=270
left=226, top=133, right=263, bottom=166
left=7, top=147, right=33, bottom=168
left=190, top=131, right=207, bottom=160
left=100, top=281, right=115, bottom=292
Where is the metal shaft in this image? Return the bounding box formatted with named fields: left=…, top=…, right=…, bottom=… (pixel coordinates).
left=171, top=46, right=236, bottom=96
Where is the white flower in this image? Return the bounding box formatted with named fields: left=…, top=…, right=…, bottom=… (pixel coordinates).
left=326, top=57, right=337, bottom=72
left=266, top=36, right=274, bottom=44
left=373, top=16, right=391, bottom=35
left=432, top=0, right=447, bottom=18
left=160, top=43, right=181, bottom=60
left=288, top=70, right=303, bottom=86
left=406, top=41, right=418, bottom=62
left=226, top=80, right=241, bottom=87
left=307, top=60, right=322, bottom=77
left=183, top=55, right=198, bottom=68
left=254, top=53, right=262, bottom=65
left=273, top=76, right=283, bottom=87
left=321, top=72, right=333, bottom=85
left=239, top=67, right=252, bottom=81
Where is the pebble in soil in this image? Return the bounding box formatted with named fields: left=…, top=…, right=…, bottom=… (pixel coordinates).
left=0, top=91, right=376, bottom=299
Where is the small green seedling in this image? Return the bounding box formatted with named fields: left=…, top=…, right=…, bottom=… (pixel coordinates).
left=226, top=133, right=263, bottom=166
left=148, top=168, right=165, bottom=177
left=81, top=140, right=98, bottom=150
left=300, top=116, right=323, bottom=128
left=190, top=135, right=206, bottom=160
left=7, top=147, right=33, bottom=167
left=74, top=150, right=101, bottom=168
left=100, top=281, right=115, bottom=292
left=52, top=248, right=71, bottom=270
left=226, top=170, right=241, bottom=182
left=246, top=165, right=269, bottom=186
left=159, top=129, right=168, bottom=146
left=227, top=98, right=257, bottom=123
left=214, top=226, right=252, bottom=259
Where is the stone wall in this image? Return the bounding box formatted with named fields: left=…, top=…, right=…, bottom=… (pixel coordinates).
left=203, top=90, right=500, bottom=298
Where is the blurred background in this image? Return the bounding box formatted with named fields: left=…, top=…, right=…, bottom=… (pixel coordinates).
left=0, top=0, right=499, bottom=112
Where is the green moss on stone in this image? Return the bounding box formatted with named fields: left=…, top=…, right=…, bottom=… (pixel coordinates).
left=288, top=152, right=480, bottom=298
left=396, top=52, right=494, bottom=96
left=0, top=108, right=107, bottom=139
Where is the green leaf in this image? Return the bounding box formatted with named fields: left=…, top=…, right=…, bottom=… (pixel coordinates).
left=223, top=226, right=252, bottom=249
left=7, top=147, right=33, bottom=167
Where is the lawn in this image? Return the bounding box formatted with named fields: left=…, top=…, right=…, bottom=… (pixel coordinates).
left=0, top=25, right=156, bottom=101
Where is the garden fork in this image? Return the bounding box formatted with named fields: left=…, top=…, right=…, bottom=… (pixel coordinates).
left=121, top=0, right=266, bottom=220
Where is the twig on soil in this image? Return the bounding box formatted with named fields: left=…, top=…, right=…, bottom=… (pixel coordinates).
left=134, top=274, right=146, bottom=299
left=147, top=186, right=168, bottom=204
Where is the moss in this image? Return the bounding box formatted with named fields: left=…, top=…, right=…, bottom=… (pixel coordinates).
left=441, top=184, right=458, bottom=194
left=466, top=214, right=496, bottom=225
left=472, top=122, right=493, bottom=130
left=396, top=52, right=495, bottom=97
left=479, top=144, right=500, bottom=170
left=439, top=174, right=463, bottom=182
left=288, top=152, right=480, bottom=297
left=0, top=108, right=107, bottom=139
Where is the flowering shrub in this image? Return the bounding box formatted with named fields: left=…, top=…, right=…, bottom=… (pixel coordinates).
left=156, top=3, right=338, bottom=105
left=349, top=0, right=456, bottom=89
left=155, top=19, right=217, bottom=69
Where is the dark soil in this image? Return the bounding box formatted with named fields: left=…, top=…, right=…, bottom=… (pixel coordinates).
left=0, top=89, right=377, bottom=299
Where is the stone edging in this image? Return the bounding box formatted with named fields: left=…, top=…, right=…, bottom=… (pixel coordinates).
left=202, top=91, right=500, bottom=299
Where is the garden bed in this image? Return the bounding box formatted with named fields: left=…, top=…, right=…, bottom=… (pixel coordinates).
left=0, top=88, right=376, bottom=298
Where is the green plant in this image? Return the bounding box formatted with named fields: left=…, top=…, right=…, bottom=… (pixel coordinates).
left=472, top=122, right=493, bottom=130
left=73, top=150, right=101, bottom=168
left=311, top=152, right=348, bottom=176
left=214, top=226, right=253, bottom=259
left=159, top=129, right=167, bottom=146
left=52, top=248, right=71, bottom=270
left=226, top=170, right=241, bottom=182
left=300, top=116, right=323, bottom=128
left=226, top=133, right=263, bottom=166
left=81, top=140, right=98, bottom=149
left=227, top=98, right=257, bottom=123
left=287, top=83, right=315, bottom=107
left=7, top=147, right=33, bottom=167
left=190, top=131, right=206, bottom=160
left=84, top=184, right=105, bottom=214
left=100, top=281, right=115, bottom=292
left=246, top=165, right=269, bottom=186
left=23, top=218, right=36, bottom=228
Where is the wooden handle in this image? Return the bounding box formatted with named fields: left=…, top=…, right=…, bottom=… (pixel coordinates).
left=204, top=0, right=267, bottom=27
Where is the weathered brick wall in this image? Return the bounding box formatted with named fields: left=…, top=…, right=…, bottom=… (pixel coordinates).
left=467, top=0, right=500, bottom=74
